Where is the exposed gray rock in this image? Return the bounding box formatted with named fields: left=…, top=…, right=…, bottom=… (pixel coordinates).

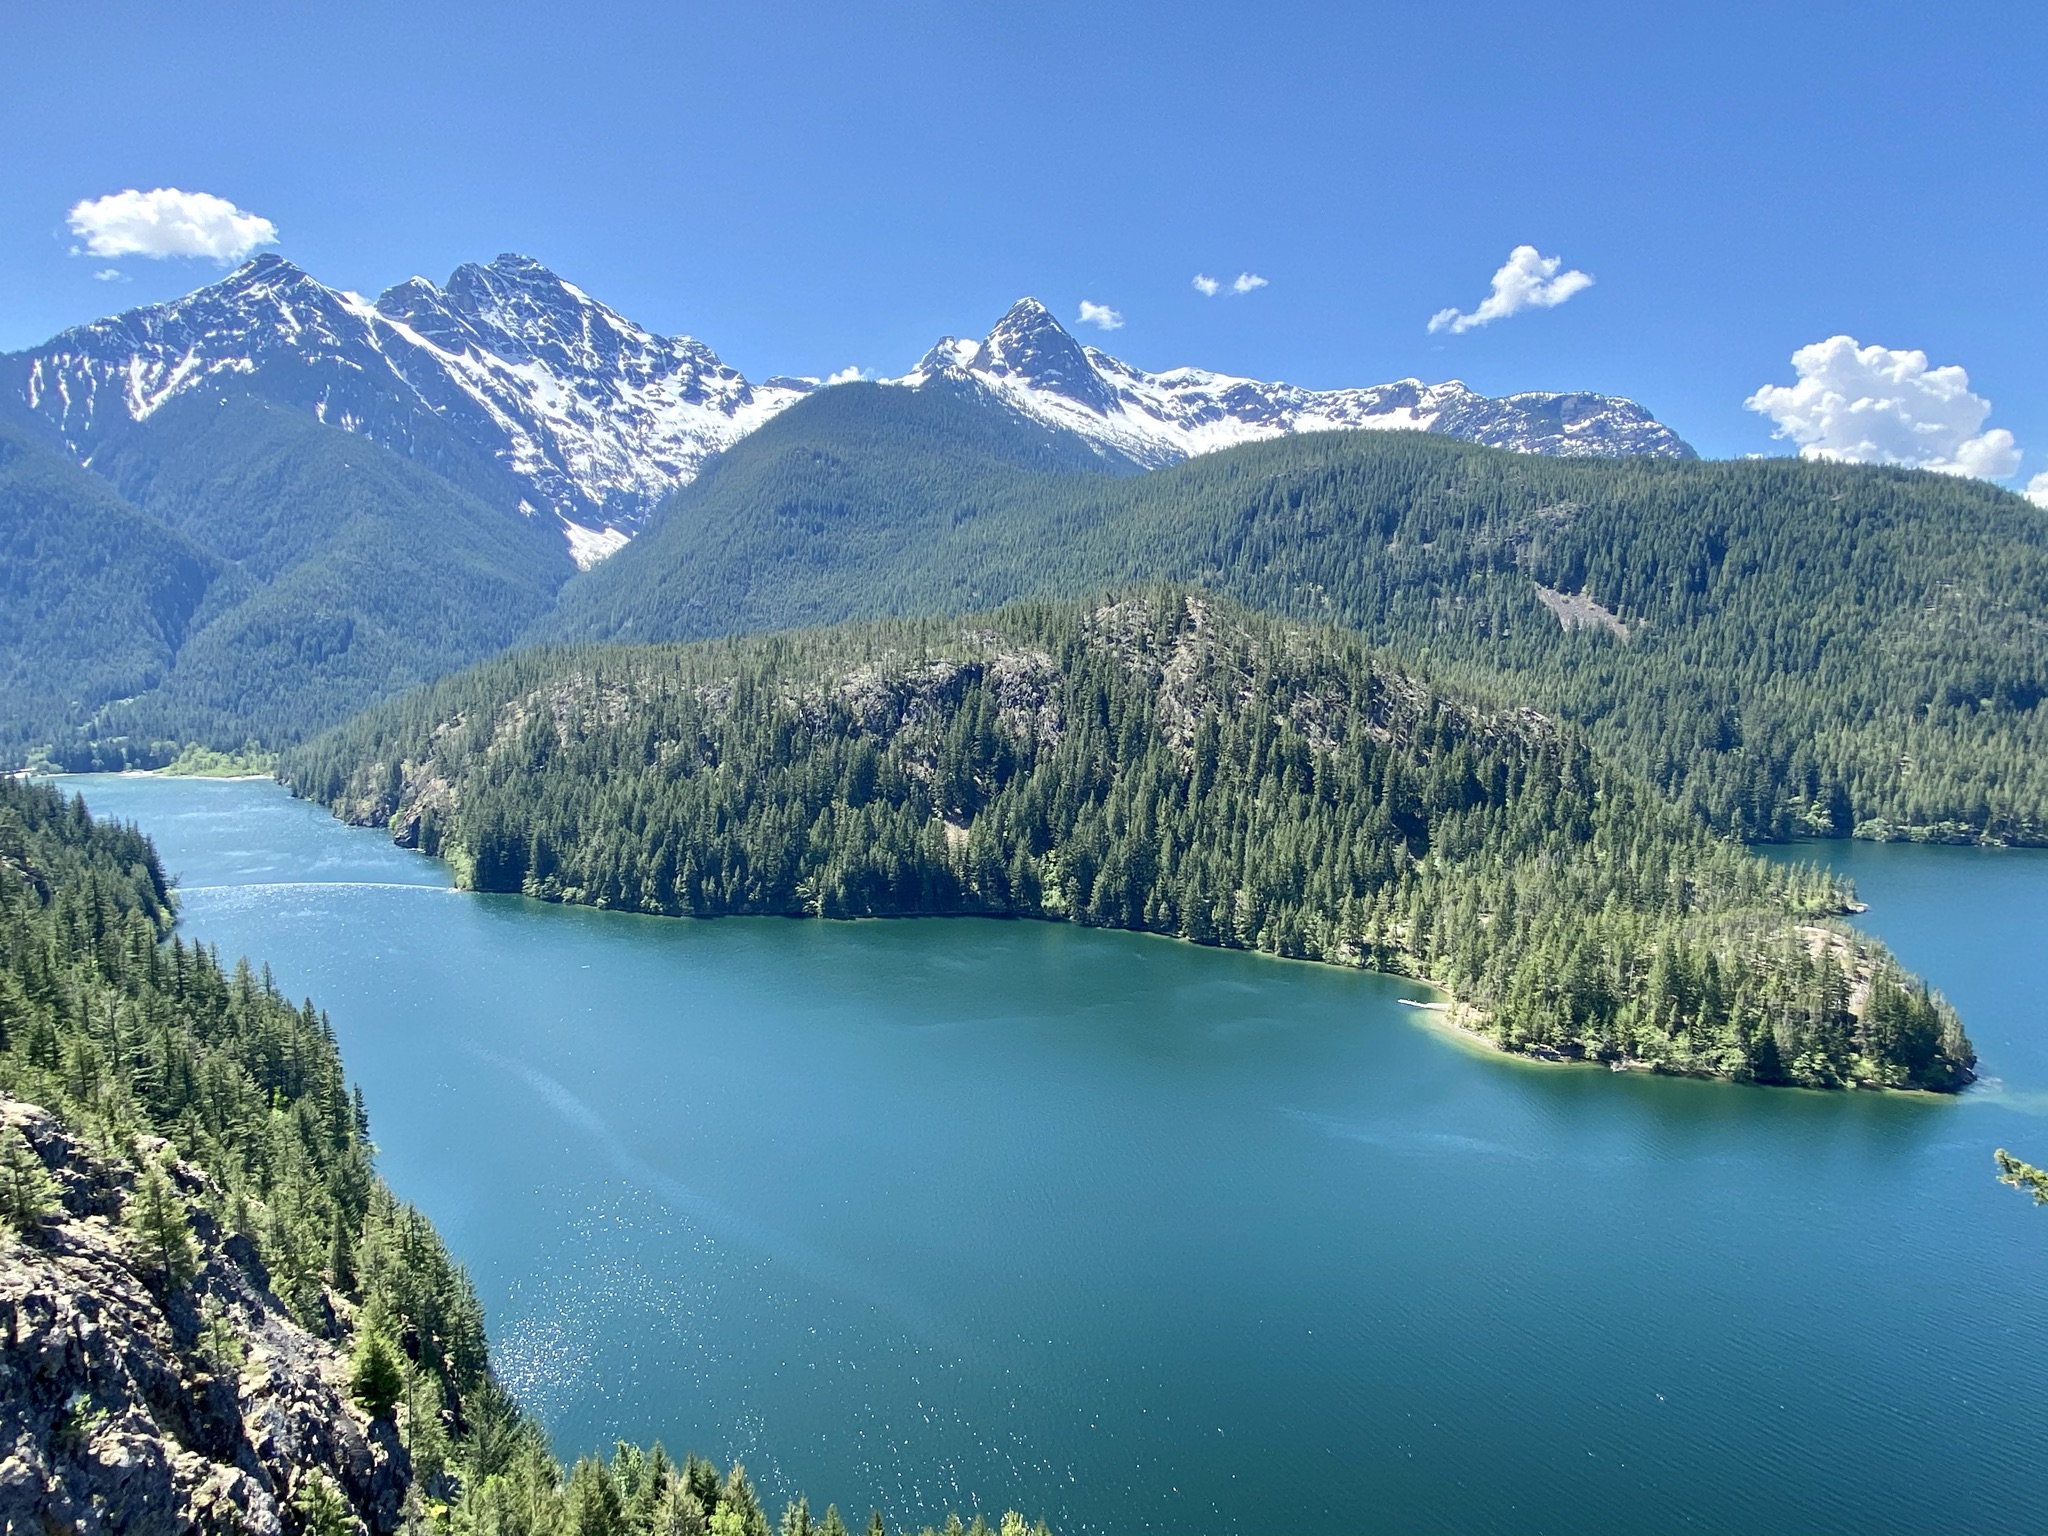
left=0, top=1098, right=409, bottom=1536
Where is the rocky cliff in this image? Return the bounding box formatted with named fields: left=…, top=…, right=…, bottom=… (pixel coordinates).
left=0, top=1097, right=409, bottom=1536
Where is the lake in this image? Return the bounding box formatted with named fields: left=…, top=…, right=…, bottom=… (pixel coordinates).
left=62, top=776, right=2048, bottom=1535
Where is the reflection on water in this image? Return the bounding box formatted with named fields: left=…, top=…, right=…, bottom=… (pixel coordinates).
left=62, top=777, right=2048, bottom=1536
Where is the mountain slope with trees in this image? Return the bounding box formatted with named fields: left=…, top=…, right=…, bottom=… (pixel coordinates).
left=83, top=393, right=577, bottom=754
left=541, top=392, right=2048, bottom=844
left=288, top=590, right=1974, bottom=1090
left=526, top=382, right=1142, bottom=645
left=11, top=361, right=2048, bottom=850
left=3, top=390, right=578, bottom=769
left=0, top=412, right=227, bottom=765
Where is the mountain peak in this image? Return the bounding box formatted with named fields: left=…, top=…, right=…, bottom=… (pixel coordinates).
left=909, top=336, right=976, bottom=377
left=969, top=297, right=1116, bottom=413
left=993, top=295, right=1059, bottom=328
left=451, top=252, right=583, bottom=303
left=211, top=251, right=318, bottom=295
left=445, top=254, right=576, bottom=306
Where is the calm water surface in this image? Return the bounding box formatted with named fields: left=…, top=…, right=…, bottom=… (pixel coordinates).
left=64, top=777, right=2048, bottom=1535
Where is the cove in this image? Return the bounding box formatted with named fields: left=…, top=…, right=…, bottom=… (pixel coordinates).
left=65, top=775, right=2048, bottom=1536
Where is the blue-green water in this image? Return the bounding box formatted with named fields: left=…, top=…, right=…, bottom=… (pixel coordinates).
left=63, top=777, right=2048, bottom=1534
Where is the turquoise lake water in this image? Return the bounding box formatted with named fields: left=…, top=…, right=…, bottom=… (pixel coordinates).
left=63, top=777, right=2048, bottom=1534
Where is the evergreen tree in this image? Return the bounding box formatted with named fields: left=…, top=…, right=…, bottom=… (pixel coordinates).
left=567, top=1456, right=625, bottom=1536
left=0, top=1125, right=58, bottom=1235
left=124, top=1151, right=197, bottom=1286
left=349, top=1329, right=406, bottom=1419
left=293, top=1471, right=354, bottom=1536
left=714, top=1466, right=768, bottom=1536
left=655, top=1479, right=710, bottom=1536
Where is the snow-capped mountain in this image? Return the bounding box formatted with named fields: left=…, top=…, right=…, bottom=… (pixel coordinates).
left=7, top=254, right=812, bottom=563
left=891, top=298, right=1694, bottom=467
left=7, top=265, right=1692, bottom=571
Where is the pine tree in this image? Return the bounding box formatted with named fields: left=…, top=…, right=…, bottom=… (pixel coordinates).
left=566, top=1455, right=624, bottom=1536
left=293, top=1471, right=354, bottom=1536
left=125, top=1151, right=196, bottom=1286
left=196, top=1294, right=246, bottom=1377
left=713, top=1466, right=768, bottom=1536
left=0, top=1126, right=58, bottom=1235
left=655, top=1479, right=710, bottom=1536
left=349, top=1328, right=406, bottom=1418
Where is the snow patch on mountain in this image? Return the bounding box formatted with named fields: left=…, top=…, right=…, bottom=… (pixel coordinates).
left=563, top=520, right=632, bottom=570
left=890, top=298, right=1694, bottom=466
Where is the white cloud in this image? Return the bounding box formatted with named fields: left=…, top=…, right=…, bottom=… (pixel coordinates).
left=1428, top=244, right=1593, bottom=334
left=2026, top=473, right=2048, bottom=509
left=825, top=366, right=865, bottom=385
left=1744, top=336, right=2022, bottom=481
left=1231, top=272, right=1268, bottom=294
left=1076, top=300, right=1124, bottom=331
left=92, top=268, right=126, bottom=282
left=1192, top=273, right=1221, bottom=297
left=1194, top=271, right=1267, bottom=298
left=67, top=187, right=278, bottom=262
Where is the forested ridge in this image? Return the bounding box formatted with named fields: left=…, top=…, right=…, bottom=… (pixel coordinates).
left=542, top=388, right=2048, bottom=844
left=286, top=589, right=1974, bottom=1090
left=1, top=389, right=574, bottom=773
left=0, top=777, right=1031, bottom=1535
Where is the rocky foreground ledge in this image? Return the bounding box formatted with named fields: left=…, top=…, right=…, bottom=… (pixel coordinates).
left=0, top=1097, right=408, bottom=1535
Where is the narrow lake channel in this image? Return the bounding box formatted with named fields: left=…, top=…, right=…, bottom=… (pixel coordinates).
left=64, top=775, right=2048, bottom=1535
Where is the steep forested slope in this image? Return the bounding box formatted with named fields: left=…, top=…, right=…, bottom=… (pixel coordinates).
left=5, top=391, right=578, bottom=768
left=0, top=775, right=470, bottom=1529
left=83, top=394, right=577, bottom=752
left=543, top=403, right=2048, bottom=843
left=0, top=415, right=226, bottom=763
left=83, top=388, right=550, bottom=585
left=1, top=1094, right=416, bottom=1533
left=530, top=382, right=1142, bottom=645
left=288, top=590, right=1973, bottom=1090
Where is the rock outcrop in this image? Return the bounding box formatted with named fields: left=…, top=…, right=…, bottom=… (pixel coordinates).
left=0, top=1097, right=409, bottom=1535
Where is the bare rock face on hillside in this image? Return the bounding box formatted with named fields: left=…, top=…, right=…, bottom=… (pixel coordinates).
left=0, top=1097, right=409, bottom=1535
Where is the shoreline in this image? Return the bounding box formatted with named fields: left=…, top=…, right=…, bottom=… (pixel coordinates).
left=1401, top=989, right=1958, bottom=1098
left=375, top=819, right=1976, bottom=1096
left=77, top=773, right=1976, bottom=1098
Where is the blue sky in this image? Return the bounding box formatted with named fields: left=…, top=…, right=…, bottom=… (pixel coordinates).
left=4, top=0, right=2041, bottom=469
